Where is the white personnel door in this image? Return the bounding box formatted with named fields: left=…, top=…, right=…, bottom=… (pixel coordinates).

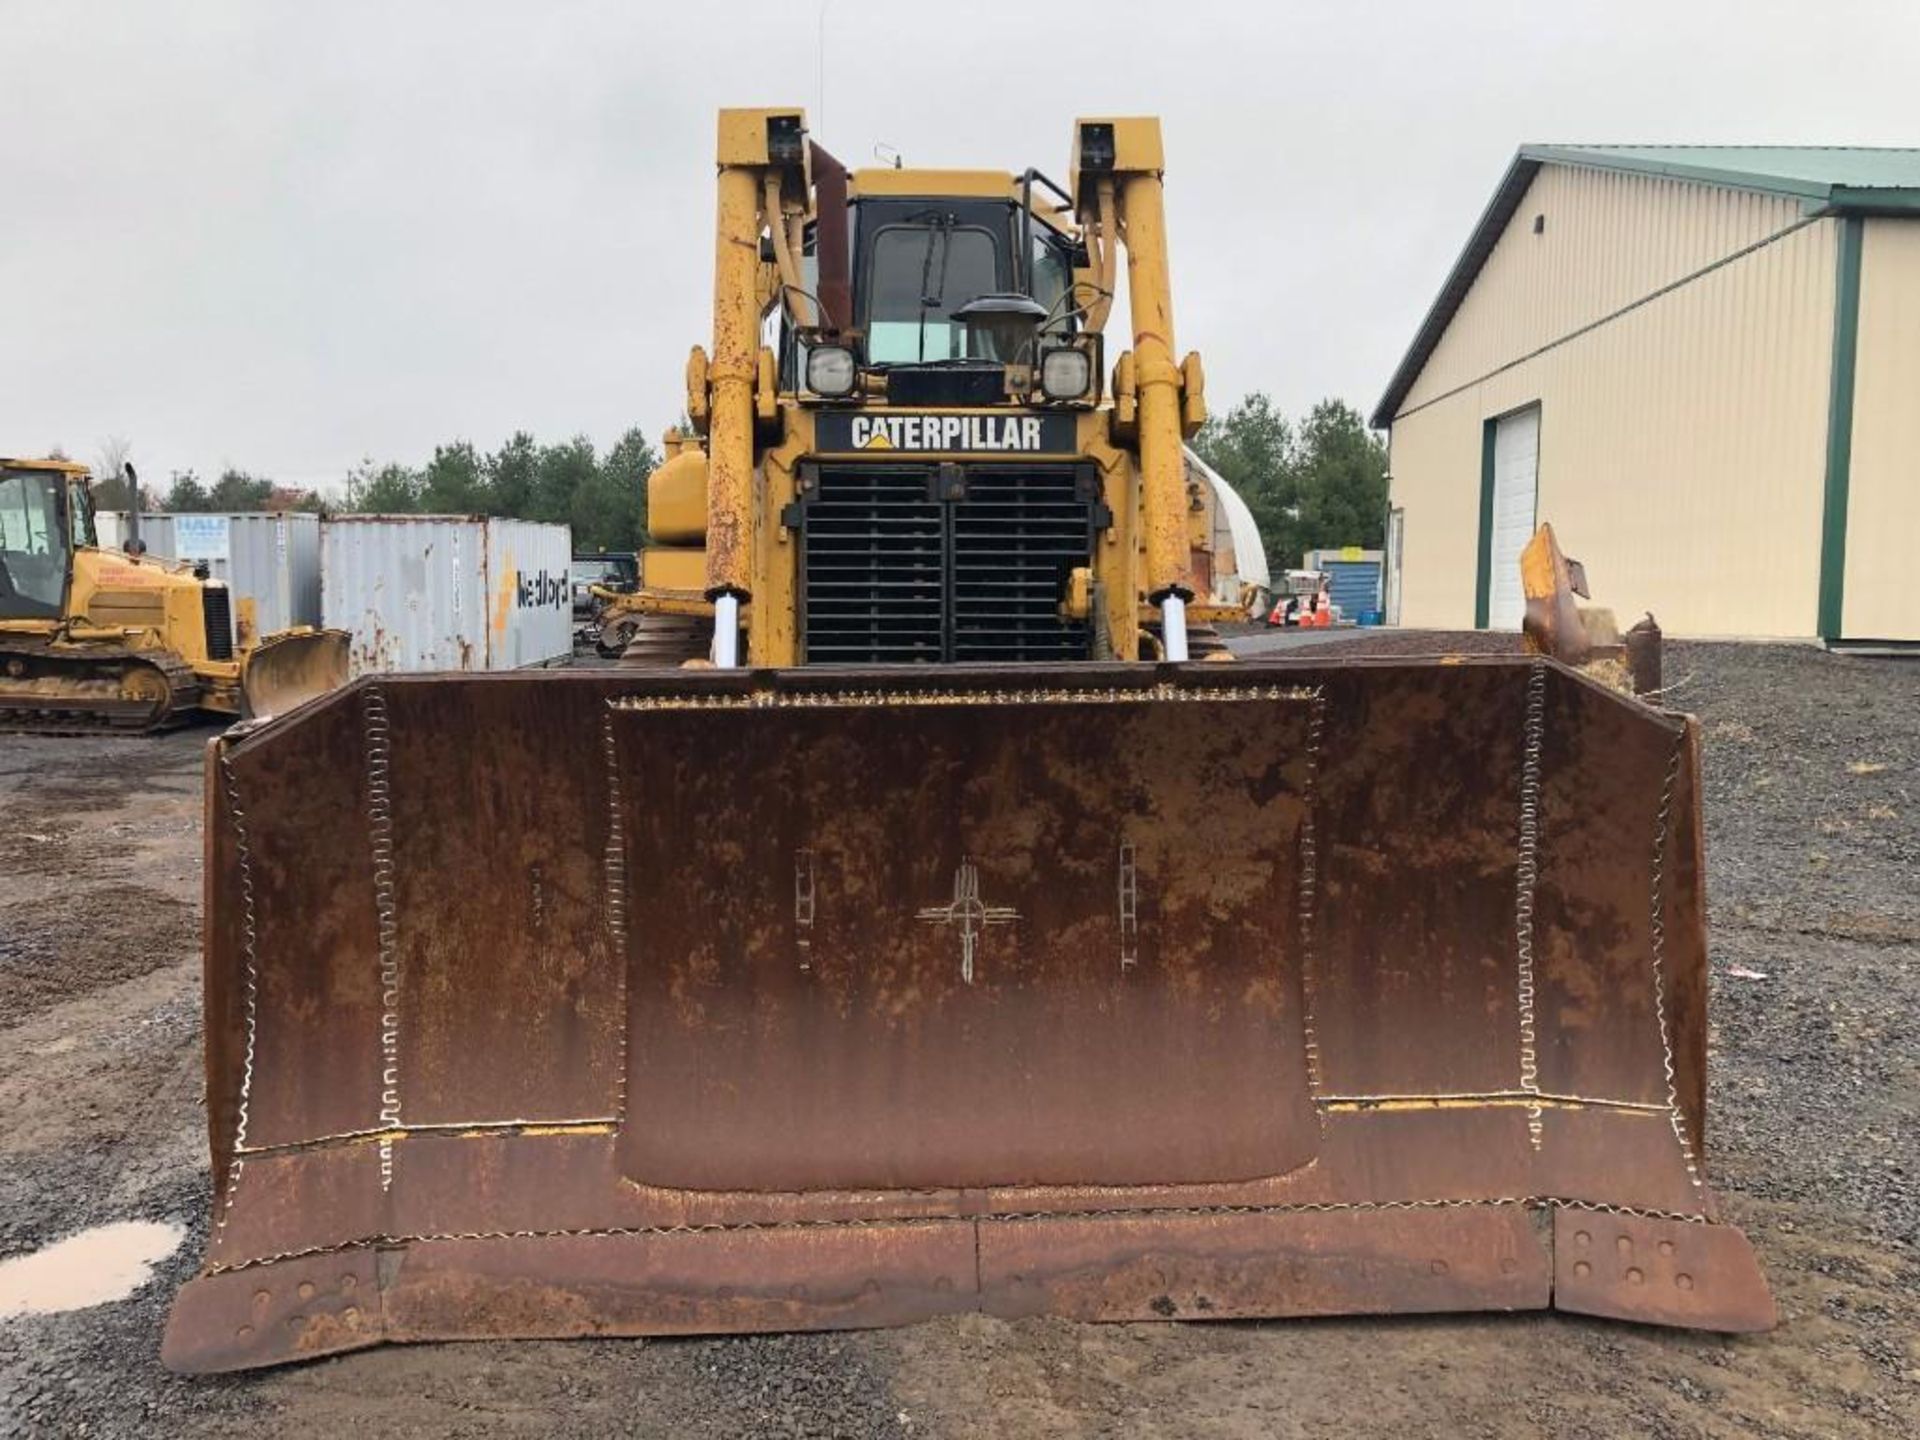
left=1487, top=407, right=1540, bottom=629
left=1384, top=506, right=1405, bottom=626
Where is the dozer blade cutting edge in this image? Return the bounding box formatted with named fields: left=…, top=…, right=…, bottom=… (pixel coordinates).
left=163, top=656, right=1772, bottom=1373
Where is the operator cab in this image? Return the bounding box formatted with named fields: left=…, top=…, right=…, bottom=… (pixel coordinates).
left=776, top=172, right=1100, bottom=409
left=0, top=460, right=94, bottom=620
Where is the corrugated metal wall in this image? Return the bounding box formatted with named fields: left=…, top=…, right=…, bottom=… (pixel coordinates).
left=321, top=516, right=572, bottom=673
left=1404, top=167, right=1806, bottom=413
left=485, top=519, right=574, bottom=668
left=1303, top=550, right=1384, bottom=616
left=1324, top=561, right=1382, bottom=617
left=1385, top=404, right=1484, bottom=626
left=1389, top=195, right=1838, bottom=638
left=323, top=517, right=486, bottom=673
left=1843, top=219, right=1920, bottom=641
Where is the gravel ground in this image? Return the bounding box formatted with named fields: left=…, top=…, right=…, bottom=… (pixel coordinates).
left=1, top=640, right=1915, bottom=1438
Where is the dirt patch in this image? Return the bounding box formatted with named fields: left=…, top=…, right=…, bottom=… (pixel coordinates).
left=0, top=886, right=198, bottom=1026
left=0, top=819, right=81, bottom=877
left=1674, top=642, right=1920, bottom=1261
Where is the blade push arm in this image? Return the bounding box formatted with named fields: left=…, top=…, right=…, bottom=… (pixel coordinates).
left=1071, top=118, right=1208, bottom=657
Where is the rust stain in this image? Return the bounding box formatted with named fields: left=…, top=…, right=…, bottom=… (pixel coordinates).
left=490, top=549, right=515, bottom=641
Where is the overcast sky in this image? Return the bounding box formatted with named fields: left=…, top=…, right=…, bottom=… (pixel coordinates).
left=7, top=0, right=1917, bottom=492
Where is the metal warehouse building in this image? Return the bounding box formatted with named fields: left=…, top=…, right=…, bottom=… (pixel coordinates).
left=1374, top=146, right=1920, bottom=644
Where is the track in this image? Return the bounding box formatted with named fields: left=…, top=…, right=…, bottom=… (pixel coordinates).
left=0, top=643, right=200, bottom=736
left=614, top=611, right=711, bottom=666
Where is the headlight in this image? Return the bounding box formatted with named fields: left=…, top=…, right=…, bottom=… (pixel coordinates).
left=806, top=345, right=857, bottom=398
left=1039, top=347, right=1093, bottom=401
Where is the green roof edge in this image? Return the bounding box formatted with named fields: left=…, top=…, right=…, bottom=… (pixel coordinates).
left=1515, top=145, right=1837, bottom=203
left=1369, top=153, right=1540, bottom=429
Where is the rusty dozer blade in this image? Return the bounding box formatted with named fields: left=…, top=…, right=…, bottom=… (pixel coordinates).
left=239, top=628, right=351, bottom=721
left=163, top=657, right=1772, bottom=1373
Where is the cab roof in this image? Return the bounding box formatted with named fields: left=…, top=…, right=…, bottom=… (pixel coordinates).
left=845, top=168, right=1077, bottom=236
left=849, top=168, right=1023, bottom=200
left=0, top=456, right=91, bottom=476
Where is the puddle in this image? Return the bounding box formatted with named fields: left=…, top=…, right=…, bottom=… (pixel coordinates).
left=0, top=1221, right=184, bottom=1317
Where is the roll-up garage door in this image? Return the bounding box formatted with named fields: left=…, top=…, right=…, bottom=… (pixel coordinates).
left=1488, top=407, right=1539, bottom=630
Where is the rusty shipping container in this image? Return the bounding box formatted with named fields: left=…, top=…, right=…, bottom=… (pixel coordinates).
left=320, top=516, right=572, bottom=674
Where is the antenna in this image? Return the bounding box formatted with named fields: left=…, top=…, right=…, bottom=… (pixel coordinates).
left=874, top=142, right=902, bottom=170
left=817, top=0, right=827, bottom=136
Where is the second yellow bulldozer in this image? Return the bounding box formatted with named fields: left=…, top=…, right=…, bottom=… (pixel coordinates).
left=162, top=111, right=1771, bottom=1373
left=0, top=456, right=347, bottom=731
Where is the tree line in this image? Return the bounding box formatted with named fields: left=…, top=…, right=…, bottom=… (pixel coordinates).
left=130, top=469, right=324, bottom=515
left=332, top=429, right=658, bottom=551
left=84, top=397, right=1384, bottom=572
left=94, top=427, right=660, bottom=554
left=1190, top=395, right=1389, bottom=578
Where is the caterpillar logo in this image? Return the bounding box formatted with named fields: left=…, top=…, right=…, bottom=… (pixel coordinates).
left=514, top=569, right=568, bottom=609
left=815, top=411, right=1076, bottom=454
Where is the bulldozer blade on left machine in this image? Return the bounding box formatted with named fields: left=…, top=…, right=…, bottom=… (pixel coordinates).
left=162, top=656, right=1771, bottom=1374
left=239, top=628, right=351, bottom=721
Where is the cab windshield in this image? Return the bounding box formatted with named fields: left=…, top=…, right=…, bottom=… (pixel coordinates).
left=865, top=220, right=1001, bottom=364
left=0, top=468, right=70, bottom=618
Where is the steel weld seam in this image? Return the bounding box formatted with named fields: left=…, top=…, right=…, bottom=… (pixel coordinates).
left=609, top=684, right=1321, bottom=712
left=1514, top=660, right=1546, bottom=1149
left=601, top=709, right=631, bottom=1125
left=1318, top=1094, right=1671, bottom=1113
left=200, top=1195, right=1711, bottom=1276
left=1298, top=686, right=1327, bottom=1104
left=234, top=1118, right=621, bottom=1157
left=211, top=749, right=261, bottom=1250
left=1648, top=732, right=1704, bottom=1189
left=363, top=686, right=402, bottom=1193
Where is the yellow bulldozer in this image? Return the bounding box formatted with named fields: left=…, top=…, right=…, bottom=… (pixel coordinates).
left=162, top=111, right=1771, bottom=1373
left=0, top=456, right=348, bottom=730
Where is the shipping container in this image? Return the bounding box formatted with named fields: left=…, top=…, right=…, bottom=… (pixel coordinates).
left=320, top=515, right=572, bottom=674
left=94, top=511, right=322, bottom=641
left=1304, top=549, right=1386, bottom=620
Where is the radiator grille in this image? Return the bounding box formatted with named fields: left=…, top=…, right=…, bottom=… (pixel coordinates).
left=951, top=469, right=1091, bottom=662
left=800, top=467, right=945, bottom=663
left=799, top=464, right=1095, bottom=665
left=201, top=586, right=234, bottom=660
